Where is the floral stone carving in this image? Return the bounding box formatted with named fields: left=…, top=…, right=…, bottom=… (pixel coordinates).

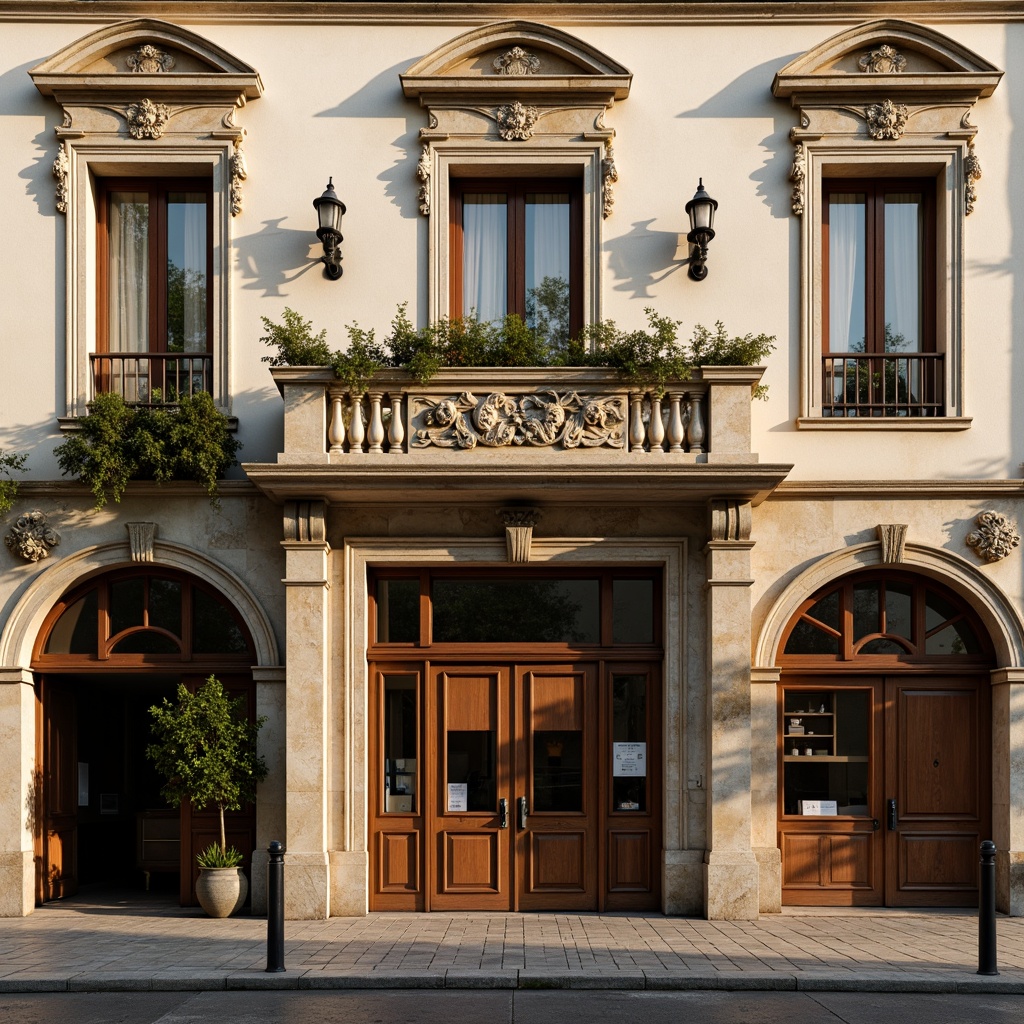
left=53, top=140, right=69, bottom=214
left=229, top=140, right=247, bottom=217
left=5, top=510, right=60, bottom=563
left=602, top=142, right=618, bottom=219
left=495, top=101, right=539, bottom=141
left=966, top=511, right=1020, bottom=563
left=126, top=98, right=171, bottom=139
left=413, top=390, right=626, bottom=450
left=866, top=99, right=909, bottom=140
left=858, top=44, right=907, bottom=75
left=126, top=44, right=176, bottom=74
left=493, top=47, right=541, bottom=76
left=789, top=140, right=806, bottom=216
left=965, top=141, right=982, bottom=216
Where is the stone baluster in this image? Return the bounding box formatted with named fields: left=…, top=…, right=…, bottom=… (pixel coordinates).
left=628, top=393, right=646, bottom=453
left=687, top=393, right=706, bottom=454
left=367, top=392, right=385, bottom=454
left=348, top=394, right=366, bottom=454
left=328, top=388, right=346, bottom=455
left=667, top=392, right=685, bottom=453
left=648, top=394, right=666, bottom=453
left=388, top=394, right=405, bottom=454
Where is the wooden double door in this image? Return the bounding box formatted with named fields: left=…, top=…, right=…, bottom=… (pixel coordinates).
left=371, top=661, right=660, bottom=911
left=780, top=674, right=990, bottom=906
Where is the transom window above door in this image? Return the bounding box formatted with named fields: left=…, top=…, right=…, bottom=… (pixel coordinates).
left=450, top=178, right=582, bottom=349
left=96, top=179, right=213, bottom=406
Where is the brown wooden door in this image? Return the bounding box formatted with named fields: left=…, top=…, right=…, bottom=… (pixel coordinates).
left=515, top=664, right=599, bottom=911
left=38, top=678, right=79, bottom=902
left=430, top=666, right=513, bottom=910
left=884, top=676, right=989, bottom=906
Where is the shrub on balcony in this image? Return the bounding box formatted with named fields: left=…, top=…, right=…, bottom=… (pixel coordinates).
left=260, top=304, right=775, bottom=398
left=53, top=392, right=241, bottom=510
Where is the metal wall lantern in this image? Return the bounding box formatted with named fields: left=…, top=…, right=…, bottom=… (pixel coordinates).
left=313, top=178, right=346, bottom=279
left=684, top=179, right=718, bottom=281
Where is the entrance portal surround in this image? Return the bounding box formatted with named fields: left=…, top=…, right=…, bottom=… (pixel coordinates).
left=0, top=540, right=283, bottom=917
left=753, top=540, right=1024, bottom=915
left=281, top=528, right=702, bottom=918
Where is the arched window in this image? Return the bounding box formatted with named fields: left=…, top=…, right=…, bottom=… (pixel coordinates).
left=780, top=571, right=990, bottom=664
left=34, top=569, right=255, bottom=666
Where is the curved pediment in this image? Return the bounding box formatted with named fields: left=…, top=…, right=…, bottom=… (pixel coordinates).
left=773, top=19, right=1001, bottom=101
left=401, top=20, right=631, bottom=101
left=31, top=18, right=262, bottom=100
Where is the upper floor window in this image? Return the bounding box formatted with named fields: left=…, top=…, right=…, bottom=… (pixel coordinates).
left=96, top=179, right=213, bottom=405
left=450, top=178, right=582, bottom=348
left=823, top=177, right=940, bottom=417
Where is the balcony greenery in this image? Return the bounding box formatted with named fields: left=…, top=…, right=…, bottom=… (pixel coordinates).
left=53, top=392, right=241, bottom=510
left=260, top=302, right=775, bottom=400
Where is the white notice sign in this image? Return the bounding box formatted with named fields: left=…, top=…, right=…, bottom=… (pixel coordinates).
left=613, top=742, right=647, bottom=777
left=799, top=800, right=838, bottom=816
left=447, top=783, right=468, bottom=812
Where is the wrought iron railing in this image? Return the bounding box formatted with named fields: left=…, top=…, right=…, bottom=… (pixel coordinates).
left=822, top=353, right=944, bottom=418
left=91, top=352, right=213, bottom=405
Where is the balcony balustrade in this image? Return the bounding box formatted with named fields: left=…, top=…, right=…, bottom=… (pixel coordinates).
left=91, top=352, right=213, bottom=405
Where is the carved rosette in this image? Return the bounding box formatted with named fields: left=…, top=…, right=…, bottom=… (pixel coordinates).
left=966, top=511, right=1020, bottom=563
left=126, top=98, right=171, bottom=139
left=229, top=140, right=247, bottom=217
left=866, top=99, right=909, bottom=140
left=858, top=44, right=907, bottom=75
left=965, top=141, right=982, bottom=216
left=413, top=390, right=626, bottom=450
left=493, top=47, right=541, bottom=76
left=416, top=145, right=431, bottom=216
left=5, top=510, right=60, bottom=563
left=789, top=139, right=806, bottom=216
left=602, top=142, right=618, bottom=219
left=126, top=44, right=176, bottom=74
left=495, top=101, right=539, bottom=141
left=53, top=140, right=70, bottom=214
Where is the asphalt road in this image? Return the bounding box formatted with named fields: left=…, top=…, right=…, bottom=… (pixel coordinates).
left=1, top=990, right=1022, bottom=1024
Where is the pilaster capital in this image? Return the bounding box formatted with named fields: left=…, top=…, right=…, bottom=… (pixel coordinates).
left=707, top=499, right=752, bottom=543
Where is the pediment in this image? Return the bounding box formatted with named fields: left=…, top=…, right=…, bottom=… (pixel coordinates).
left=30, top=18, right=263, bottom=102
left=773, top=19, right=1001, bottom=102
left=401, top=20, right=631, bottom=102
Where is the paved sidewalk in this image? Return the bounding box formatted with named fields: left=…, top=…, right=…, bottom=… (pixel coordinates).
left=1, top=890, right=1023, bottom=994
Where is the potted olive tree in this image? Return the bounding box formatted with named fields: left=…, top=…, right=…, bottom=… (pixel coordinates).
left=147, top=676, right=267, bottom=917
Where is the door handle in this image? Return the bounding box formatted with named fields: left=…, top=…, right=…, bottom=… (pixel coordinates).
left=518, top=796, right=529, bottom=830
left=498, top=798, right=508, bottom=830
left=887, top=798, right=897, bottom=831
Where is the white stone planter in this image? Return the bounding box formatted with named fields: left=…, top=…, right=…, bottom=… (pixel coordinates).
left=195, top=866, right=248, bottom=918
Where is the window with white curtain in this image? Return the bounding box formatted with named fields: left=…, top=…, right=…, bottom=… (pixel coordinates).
left=451, top=178, right=581, bottom=351
left=97, top=179, right=212, bottom=404
left=822, top=178, right=939, bottom=417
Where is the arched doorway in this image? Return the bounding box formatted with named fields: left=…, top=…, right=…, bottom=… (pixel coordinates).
left=777, top=569, right=993, bottom=906
left=31, top=567, right=258, bottom=906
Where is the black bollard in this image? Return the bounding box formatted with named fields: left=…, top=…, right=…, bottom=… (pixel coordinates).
left=978, top=839, right=998, bottom=976
left=266, top=840, right=285, bottom=973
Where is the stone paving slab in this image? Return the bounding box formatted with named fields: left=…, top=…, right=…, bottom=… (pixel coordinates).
left=2, top=892, right=1024, bottom=994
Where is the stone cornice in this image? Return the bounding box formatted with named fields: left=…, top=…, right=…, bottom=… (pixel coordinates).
left=3, top=3, right=1024, bottom=26
left=771, top=479, right=1024, bottom=499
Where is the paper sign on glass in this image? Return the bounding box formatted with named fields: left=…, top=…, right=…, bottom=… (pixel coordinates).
left=447, top=783, right=468, bottom=812
left=613, top=742, right=647, bottom=777
left=799, top=800, right=838, bottom=816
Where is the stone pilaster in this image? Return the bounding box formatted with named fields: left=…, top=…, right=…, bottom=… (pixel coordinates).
left=991, top=668, right=1024, bottom=915
left=0, top=669, right=37, bottom=917
left=703, top=499, right=760, bottom=919
left=250, top=665, right=286, bottom=915
left=281, top=501, right=331, bottom=918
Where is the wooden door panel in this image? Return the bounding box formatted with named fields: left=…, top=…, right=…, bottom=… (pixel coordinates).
left=898, top=689, right=978, bottom=818
left=378, top=831, right=420, bottom=893
left=41, top=680, right=78, bottom=902
left=608, top=830, right=650, bottom=892
left=899, top=833, right=977, bottom=891
left=443, top=830, right=502, bottom=892
left=528, top=831, right=586, bottom=891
